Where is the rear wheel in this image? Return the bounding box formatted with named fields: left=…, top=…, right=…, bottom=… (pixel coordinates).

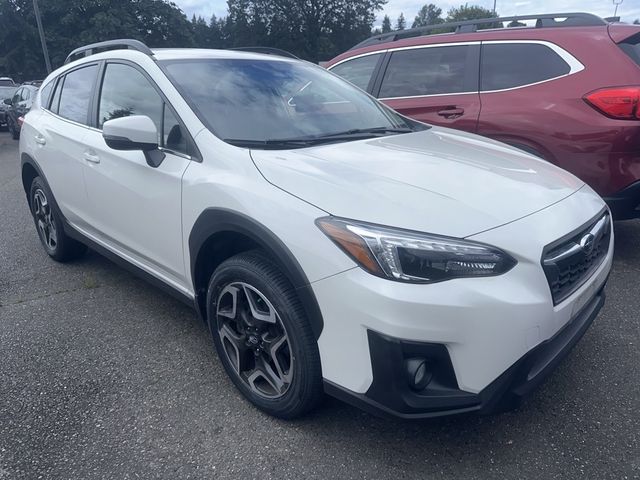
left=8, top=117, right=19, bottom=140
left=206, top=250, right=323, bottom=419
left=29, top=176, right=87, bottom=262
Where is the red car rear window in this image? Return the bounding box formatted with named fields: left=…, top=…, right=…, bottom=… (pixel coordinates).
left=619, top=32, right=640, bottom=66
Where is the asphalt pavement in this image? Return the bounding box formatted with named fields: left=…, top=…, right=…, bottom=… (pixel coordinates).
left=0, top=131, right=638, bottom=479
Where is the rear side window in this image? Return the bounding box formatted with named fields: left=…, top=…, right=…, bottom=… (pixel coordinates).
left=39, top=81, right=53, bottom=109
left=330, top=53, right=381, bottom=91
left=481, top=43, right=570, bottom=91
left=12, top=88, right=21, bottom=104
left=58, top=65, right=99, bottom=124
left=379, top=45, right=477, bottom=98
left=619, top=33, right=640, bottom=66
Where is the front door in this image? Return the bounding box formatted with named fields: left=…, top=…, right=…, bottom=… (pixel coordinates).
left=81, top=62, right=192, bottom=291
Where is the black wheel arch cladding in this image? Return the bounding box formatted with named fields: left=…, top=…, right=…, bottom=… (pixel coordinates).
left=189, top=208, right=324, bottom=339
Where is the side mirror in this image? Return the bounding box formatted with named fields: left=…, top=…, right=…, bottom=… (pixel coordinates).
left=102, top=115, right=165, bottom=168
left=3, top=98, right=11, bottom=105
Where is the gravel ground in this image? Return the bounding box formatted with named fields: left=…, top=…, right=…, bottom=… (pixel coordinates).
left=0, top=131, right=638, bottom=479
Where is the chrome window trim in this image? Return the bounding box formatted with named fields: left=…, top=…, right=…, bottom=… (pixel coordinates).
left=331, top=39, right=584, bottom=100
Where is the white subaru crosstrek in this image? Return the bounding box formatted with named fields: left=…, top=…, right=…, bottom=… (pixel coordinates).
left=19, top=40, right=613, bottom=419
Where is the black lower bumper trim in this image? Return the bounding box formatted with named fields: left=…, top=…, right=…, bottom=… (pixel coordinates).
left=325, top=288, right=606, bottom=420
left=604, top=180, right=640, bottom=220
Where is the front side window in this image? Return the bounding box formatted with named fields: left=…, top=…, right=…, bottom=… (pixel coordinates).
left=99, top=63, right=189, bottom=155
left=379, top=45, right=477, bottom=98
left=481, top=43, right=571, bottom=91
left=329, top=53, right=382, bottom=91
left=99, top=63, right=163, bottom=133
left=58, top=65, right=98, bottom=124
left=12, top=88, right=21, bottom=104
left=161, top=58, right=417, bottom=148
left=22, top=89, right=30, bottom=101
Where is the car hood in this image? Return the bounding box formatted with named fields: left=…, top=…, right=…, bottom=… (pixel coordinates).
left=250, top=127, right=585, bottom=238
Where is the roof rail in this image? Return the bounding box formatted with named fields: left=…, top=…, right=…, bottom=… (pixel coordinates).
left=64, top=39, right=154, bottom=64
left=229, top=47, right=299, bottom=59
left=352, top=12, right=607, bottom=50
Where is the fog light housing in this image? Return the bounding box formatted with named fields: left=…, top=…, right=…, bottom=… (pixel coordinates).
left=405, top=358, right=433, bottom=391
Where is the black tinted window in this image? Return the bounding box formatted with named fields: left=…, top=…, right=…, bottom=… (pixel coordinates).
left=379, top=45, right=476, bottom=98
left=481, top=43, right=571, bottom=91
left=12, top=88, right=21, bottom=103
left=99, top=63, right=163, bottom=135
left=58, top=65, right=98, bottom=124
left=50, top=79, right=62, bottom=114
left=619, top=32, right=640, bottom=66
left=163, top=105, right=187, bottom=154
left=330, top=54, right=381, bottom=91
left=40, top=81, right=53, bottom=109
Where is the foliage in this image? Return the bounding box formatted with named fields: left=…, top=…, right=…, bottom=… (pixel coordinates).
left=412, top=4, right=443, bottom=28
left=381, top=14, right=392, bottom=33
left=395, top=12, right=406, bottom=30
left=446, top=4, right=501, bottom=29
left=0, top=0, right=385, bottom=79
left=0, top=0, right=194, bottom=80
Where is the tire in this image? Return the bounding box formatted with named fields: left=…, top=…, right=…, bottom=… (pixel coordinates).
left=206, top=250, right=323, bottom=419
left=29, top=176, right=87, bottom=262
left=8, top=118, right=19, bottom=140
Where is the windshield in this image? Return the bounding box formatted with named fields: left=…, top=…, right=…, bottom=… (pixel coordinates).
left=0, top=86, right=16, bottom=100
left=161, top=58, right=422, bottom=148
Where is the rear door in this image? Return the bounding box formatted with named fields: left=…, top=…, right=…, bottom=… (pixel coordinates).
left=374, top=43, right=481, bottom=132
left=34, top=64, right=99, bottom=226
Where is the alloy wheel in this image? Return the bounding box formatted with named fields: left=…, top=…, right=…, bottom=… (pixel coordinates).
left=33, top=188, right=57, bottom=250
left=216, top=282, right=293, bottom=399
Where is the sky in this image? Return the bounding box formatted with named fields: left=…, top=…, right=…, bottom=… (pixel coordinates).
left=173, top=0, right=640, bottom=26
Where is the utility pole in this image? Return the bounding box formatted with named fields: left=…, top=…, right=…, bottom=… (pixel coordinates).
left=613, top=0, right=624, bottom=18
left=493, top=0, right=497, bottom=14
left=33, top=0, right=52, bottom=74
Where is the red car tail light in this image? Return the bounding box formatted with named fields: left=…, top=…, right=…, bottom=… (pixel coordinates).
left=583, top=86, right=640, bottom=120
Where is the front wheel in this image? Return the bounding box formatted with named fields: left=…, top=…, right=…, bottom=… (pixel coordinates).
left=206, top=250, right=323, bottom=419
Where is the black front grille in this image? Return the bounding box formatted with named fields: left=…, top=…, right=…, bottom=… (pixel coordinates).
left=542, top=212, right=611, bottom=305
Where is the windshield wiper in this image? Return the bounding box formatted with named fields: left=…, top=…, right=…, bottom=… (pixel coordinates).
left=224, top=138, right=316, bottom=149
left=224, top=126, right=416, bottom=150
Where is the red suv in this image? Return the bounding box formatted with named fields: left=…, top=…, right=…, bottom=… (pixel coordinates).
left=326, top=13, right=640, bottom=219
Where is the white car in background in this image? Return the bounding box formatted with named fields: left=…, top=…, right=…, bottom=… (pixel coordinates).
left=19, top=40, right=613, bottom=419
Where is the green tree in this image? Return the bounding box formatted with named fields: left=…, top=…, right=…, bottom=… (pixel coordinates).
left=634, top=19, right=640, bottom=24
left=446, top=4, right=501, bottom=29
left=507, top=20, right=525, bottom=27
left=0, top=0, right=195, bottom=80
left=228, top=0, right=386, bottom=62
left=412, top=4, right=443, bottom=28
left=381, top=14, right=392, bottom=32
left=395, top=12, right=406, bottom=30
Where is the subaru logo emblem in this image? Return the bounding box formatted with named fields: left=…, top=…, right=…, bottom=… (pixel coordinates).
left=579, top=233, right=596, bottom=255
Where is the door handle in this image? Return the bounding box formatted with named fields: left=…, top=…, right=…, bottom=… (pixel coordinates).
left=83, top=151, right=100, bottom=164
left=34, top=134, right=46, bottom=145
left=437, top=107, right=465, bottom=119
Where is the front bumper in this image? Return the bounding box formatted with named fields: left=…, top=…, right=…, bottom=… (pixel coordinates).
left=313, top=185, right=613, bottom=418
left=325, top=287, right=605, bottom=419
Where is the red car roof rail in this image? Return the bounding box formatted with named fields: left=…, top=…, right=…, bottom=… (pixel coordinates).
left=352, top=12, right=608, bottom=50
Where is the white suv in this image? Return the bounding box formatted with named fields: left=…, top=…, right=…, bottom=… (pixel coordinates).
left=20, top=40, right=613, bottom=419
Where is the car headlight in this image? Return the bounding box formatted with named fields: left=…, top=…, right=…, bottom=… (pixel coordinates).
left=316, top=217, right=516, bottom=283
